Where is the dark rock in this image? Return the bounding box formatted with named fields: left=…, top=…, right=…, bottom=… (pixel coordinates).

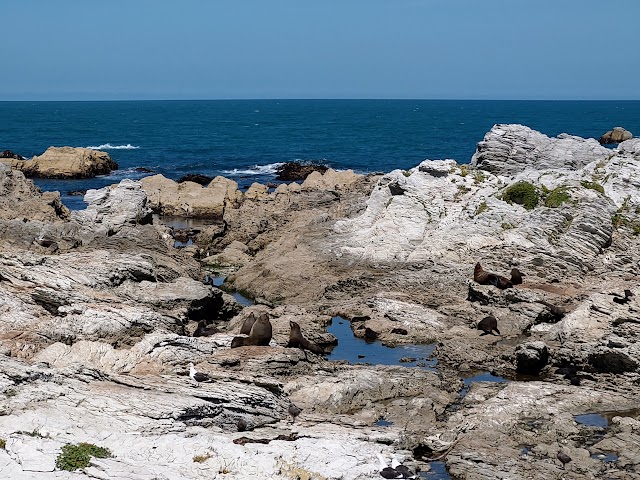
left=515, top=341, right=549, bottom=375
left=364, top=327, right=378, bottom=342
left=598, top=127, right=633, bottom=144
left=177, top=174, right=214, bottom=185
left=67, top=190, right=87, bottom=196
left=391, top=328, right=408, bottom=335
left=134, top=167, right=154, bottom=173
left=399, top=357, right=416, bottom=363
left=588, top=347, right=638, bottom=373
left=275, top=162, right=328, bottom=181
left=1, top=150, right=25, bottom=160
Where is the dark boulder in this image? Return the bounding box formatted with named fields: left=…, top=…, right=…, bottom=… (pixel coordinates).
left=177, top=174, right=214, bottom=185
left=275, top=162, right=328, bottom=181
left=515, top=341, right=549, bottom=375
left=1, top=150, right=25, bottom=160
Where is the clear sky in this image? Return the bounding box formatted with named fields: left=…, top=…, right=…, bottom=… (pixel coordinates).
left=2, top=0, right=638, bottom=100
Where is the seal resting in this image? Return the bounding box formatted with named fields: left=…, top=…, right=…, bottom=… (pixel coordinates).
left=287, top=321, right=325, bottom=355
left=473, top=263, right=512, bottom=290
left=239, top=312, right=257, bottom=335
left=612, top=289, right=634, bottom=305
left=231, top=313, right=272, bottom=347
left=477, top=315, right=500, bottom=335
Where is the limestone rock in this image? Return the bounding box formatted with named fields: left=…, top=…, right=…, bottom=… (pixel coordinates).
left=471, top=124, right=610, bottom=175
left=599, top=126, right=633, bottom=144
left=1, top=146, right=118, bottom=179
left=0, top=163, right=70, bottom=222
left=72, top=179, right=152, bottom=235
left=140, top=174, right=241, bottom=218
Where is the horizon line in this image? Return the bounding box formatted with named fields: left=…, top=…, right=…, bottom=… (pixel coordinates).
left=1, top=97, right=640, bottom=103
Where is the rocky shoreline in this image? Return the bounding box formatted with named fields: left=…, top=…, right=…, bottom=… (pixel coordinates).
left=1, top=124, right=639, bottom=479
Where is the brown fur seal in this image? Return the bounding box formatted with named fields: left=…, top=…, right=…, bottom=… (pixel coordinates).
left=287, top=321, right=325, bottom=355
left=477, top=315, right=500, bottom=335
left=239, top=312, right=257, bottom=335
left=193, top=320, right=218, bottom=337
left=510, top=268, right=524, bottom=285
left=474, top=263, right=513, bottom=290
left=231, top=313, right=272, bottom=348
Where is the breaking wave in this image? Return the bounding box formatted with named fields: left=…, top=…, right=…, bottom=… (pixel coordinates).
left=221, top=162, right=285, bottom=176
left=86, top=143, right=140, bottom=150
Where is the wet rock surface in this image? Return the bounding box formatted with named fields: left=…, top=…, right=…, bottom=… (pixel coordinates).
left=1, top=125, right=640, bottom=479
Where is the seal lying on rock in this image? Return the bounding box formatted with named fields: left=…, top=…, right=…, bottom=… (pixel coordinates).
left=473, top=263, right=512, bottom=289
left=287, top=321, right=325, bottom=355
left=231, top=313, right=272, bottom=347
left=477, top=315, right=500, bottom=336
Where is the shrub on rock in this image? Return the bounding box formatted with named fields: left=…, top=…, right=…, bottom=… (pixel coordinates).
left=502, top=181, right=539, bottom=210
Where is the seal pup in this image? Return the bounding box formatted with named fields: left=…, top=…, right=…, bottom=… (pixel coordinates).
left=477, top=315, right=500, bottom=336
left=239, top=312, right=257, bottom=335
left=474, top=263, right=512, bottom=290
left=193, top=320, right=218, bottom=337
left=231, top=313, right=272, bottom=348
left=188, top=363, right=210, bottom=383
left=510, top=268, right=525, bottom=285
left=287, top=321, right=325, bottom=355
left=288, top=403, right=302, bottom=423
left=557, top=450, right=572, bottom=469
left=613, top=289, right=634, bottom=305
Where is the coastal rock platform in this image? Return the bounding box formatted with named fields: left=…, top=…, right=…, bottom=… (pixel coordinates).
left=1, top=124, right=639, bottom=479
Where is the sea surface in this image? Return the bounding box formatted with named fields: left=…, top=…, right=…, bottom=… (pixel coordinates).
left=1, top=100, right=639, bottom=210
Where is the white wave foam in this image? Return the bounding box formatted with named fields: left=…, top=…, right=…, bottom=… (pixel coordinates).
left=86, top=143, right=140, bottom=150
left=221, top=162, right=285, bottom=176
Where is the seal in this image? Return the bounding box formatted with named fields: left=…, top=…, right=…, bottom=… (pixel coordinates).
left=288, top=403, right=302, bottom=423
left=287, top=321, right=325, bottom=355
left=612, top=289, right=634, bottom=305
left=193, top=320, right=218, bottom=337
left=557, top=450, right=572, bottom=470
left=474, top=263, right=512, bottom=290
left=477, top=315, right=500, bottom=335
left=239, top=312, right=257, bottom=335
left=231, top=313, right=272, bottom=348
left=510, top=268, right=525, bottom=285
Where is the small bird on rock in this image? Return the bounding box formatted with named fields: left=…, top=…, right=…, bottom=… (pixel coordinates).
left=557, top=450, right=572, bottom=469
left=188, top=363, right=211, bottom=383
left=376, top=452, right=416, bottom=479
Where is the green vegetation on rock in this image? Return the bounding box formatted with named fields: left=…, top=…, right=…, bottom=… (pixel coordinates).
left=475, top=201, right=488, bottom=215
left=56, top=443, right=112, bottom=471
left=0, top=438, right=5, bottom=449
left=502, top=182, right=539, bottom=210
left=580, top=180, right=605, bottom=194
left=544, top=186, right=571, bottom=208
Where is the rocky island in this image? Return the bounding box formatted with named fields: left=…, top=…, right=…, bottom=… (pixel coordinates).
left=1, top=124, right=639, bottom=479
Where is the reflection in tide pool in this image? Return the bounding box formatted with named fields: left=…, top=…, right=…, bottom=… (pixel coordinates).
left=327, top=317, right=437, bottom=370
left=419, top=461, right=451, bottom=479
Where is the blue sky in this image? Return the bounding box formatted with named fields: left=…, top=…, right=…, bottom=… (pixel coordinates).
left=1, top=0, right=638, bottom=100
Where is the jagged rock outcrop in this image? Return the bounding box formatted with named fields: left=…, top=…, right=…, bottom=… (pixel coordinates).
left=599, top=126, right=633, bottom=144
left=0, top=149, right=25, bottom=160
left=471, top=124, right=610, bottom=175
left=0, top=146, right=118, bottom=179
left=0, top=163, right=69, bottom=223
left=72, top=179, right=152, bottom=235
left=275, top=161, right=328, bottom=180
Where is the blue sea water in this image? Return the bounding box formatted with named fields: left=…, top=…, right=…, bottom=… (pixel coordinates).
left=1, top=100, right=639, bottom=210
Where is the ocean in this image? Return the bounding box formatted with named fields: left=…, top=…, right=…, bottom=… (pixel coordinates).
left=1, top=100, right=639, bottom=210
